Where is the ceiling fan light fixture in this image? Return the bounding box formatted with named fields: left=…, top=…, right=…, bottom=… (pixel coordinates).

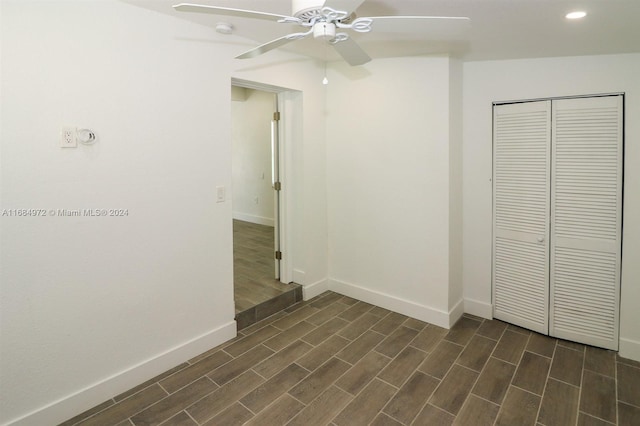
left=565, top=11, right=587, bottom=20
left=313, top=22, right=336, bottom=40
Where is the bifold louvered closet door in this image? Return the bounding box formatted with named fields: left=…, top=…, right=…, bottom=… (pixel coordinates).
left=493, top=95, right=623, bottom=350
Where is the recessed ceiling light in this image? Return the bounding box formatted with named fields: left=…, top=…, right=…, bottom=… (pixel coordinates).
left=566, top=11, right=587, bottom=19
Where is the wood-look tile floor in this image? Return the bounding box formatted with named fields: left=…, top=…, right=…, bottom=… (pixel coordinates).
left=233, top=219, right=292, bottom=314
left=62, top=291, right=640, bottom=426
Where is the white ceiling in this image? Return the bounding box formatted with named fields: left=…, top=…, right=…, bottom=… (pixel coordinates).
left=122, top=0, right=640, bottom=62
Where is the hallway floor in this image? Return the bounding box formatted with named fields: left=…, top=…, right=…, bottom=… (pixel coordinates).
left=233, top=219, right=301, bottom=329
left=62, top=291, right=640, bottom=425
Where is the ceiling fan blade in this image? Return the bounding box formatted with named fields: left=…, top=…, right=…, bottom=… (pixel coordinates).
left=367, top=16, right=471, bottom=38
left=332, top=37, right=371, bottom=66
left=322, top=0, right=366, bottom=16
left=173, top=3, right=296, bottom=22
left=236, top=35, right=301, bottom=59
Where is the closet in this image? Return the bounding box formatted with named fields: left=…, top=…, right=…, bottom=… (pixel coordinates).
left=492, top=95, right=623, bottom=350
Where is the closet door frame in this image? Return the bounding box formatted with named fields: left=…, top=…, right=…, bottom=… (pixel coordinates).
left=491, top=93, right=624, bottom=350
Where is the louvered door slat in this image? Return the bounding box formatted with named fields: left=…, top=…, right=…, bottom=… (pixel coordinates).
left=492, top=101, right=551, bottom=334
left=550, top=96, right=622, bottom=350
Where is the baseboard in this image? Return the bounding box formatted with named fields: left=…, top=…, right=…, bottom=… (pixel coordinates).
left=464, top=298, right=493, bottom=320
left=328, top=278, right=454, bottom=329
left=293, top=269, right=305, bottom=285
left=448, top=299, right=465, bottom=328
left=302, top=278, right=329, bottom=301
left=232, top=212, right=274, bottom=227
left=619, top=337, right=640, bottom=363
left=6, top=321, right=237, bottom=426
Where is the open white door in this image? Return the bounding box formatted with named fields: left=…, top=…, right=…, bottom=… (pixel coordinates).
left=271, top=107, right=281, bottom=279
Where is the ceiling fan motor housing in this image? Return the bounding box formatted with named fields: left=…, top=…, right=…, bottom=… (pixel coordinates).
left=292, top=0, right=325, bottom=20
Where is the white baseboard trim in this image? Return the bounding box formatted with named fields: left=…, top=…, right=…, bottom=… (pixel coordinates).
left=464, top=298, right=493, bottom=320
left=293, top=269, right=305, bottom=285
left=449, top=299, right=465, bottom=328
left=328, top=278, right=453, bottom=329
left=6, top=321, right=237, bottom=426
left=302, top=278, right=329, bottom=301
left=619, top=337, right=640, bottom=363
left=232, top=212, right=274, bottom=227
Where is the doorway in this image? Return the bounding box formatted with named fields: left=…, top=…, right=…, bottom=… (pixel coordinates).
left=230, top=81, right=301, bottom=329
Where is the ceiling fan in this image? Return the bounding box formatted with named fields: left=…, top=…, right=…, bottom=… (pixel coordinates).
left=173, top=0, right=470, bottom=66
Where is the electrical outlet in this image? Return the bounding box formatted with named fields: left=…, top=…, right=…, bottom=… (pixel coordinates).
left=60, top=126, right=77, bottom=148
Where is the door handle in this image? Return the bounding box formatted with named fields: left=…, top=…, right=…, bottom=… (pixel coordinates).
left=537, top=236, right=545, bottom=243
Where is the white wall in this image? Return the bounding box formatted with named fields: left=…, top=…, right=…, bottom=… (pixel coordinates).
left=0, top=1, right=327, bottom=424
left=462, top=53, right=640, bottom=361
left=325, top=56, right=463, bottom=327
left=231, top=88, right=276, bottom=226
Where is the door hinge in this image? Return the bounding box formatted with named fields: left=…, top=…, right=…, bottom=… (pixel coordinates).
left=275, top=250, right=282, bottom=260
left=274, top=181, right=282, bottom=191
left=273, top=111, right=280, bottom=121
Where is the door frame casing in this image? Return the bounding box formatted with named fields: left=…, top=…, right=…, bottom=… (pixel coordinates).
left=231, top=78, right=300, bottom=285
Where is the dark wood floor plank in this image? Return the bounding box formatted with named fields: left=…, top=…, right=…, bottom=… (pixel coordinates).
left=617, top=362, right=640, bottom=407
left=337, top=312, right=383, bottom=341
left=263, top=321, right=315, bottom=351
left=78, top=384, right=167, bottom=426
left=471, top=357, right=516, bottom=405
left=201, top=402, right=253, bottom=426
left=160, top=351, right=232, bottom=394
left=382, top=371, right=439, bottom=425
left=549, top=345, right=584, bottom=387
left=335, top=351, right=390, bottom=395
left=296, top=335, right=351, bottom=372
left=244, top=394, right=304, bottom=426
left=288, top=357, right=351, bottom=404
left=429, top=365, right=479, bottom=415
left=512, top=351, right=551, bottom=395
left=223, top=325, right=281, bottom=357
left=418, top=340, right=464, bottom=379
left=377, top=346, right=428, bottom=387
left=185, top=371, right=264, bottom=424
left=371, top=312, right=408, bottom=336
left=453, top=394, right=500, bottom=426
left=456, top=334, right=496, bottom=372
left=410, top=324, right=448, bottom=353
left=338, top=301, right=375, bottom=322
left=336, top=330, right=386, bottom=365
left=287, top=386, right=352, bottom=426
left=494, top=386, right=541, bottom=426
left=375, top=326, right=419, bottom=358
left=333, top=379, right=397, bottom=426
left=538, top=378, right=580, bottom=426
left=240, top=363, right=309, bottom=414
left=526, top=333, right=557, bottom=358
left=252, top=339, right=313, bottom=379
left=584, top=346, right=616, bottom=377
left=580, top=370, right=617, bottom=423
left=413, top=404, right=455, bottom=426
left=492, top=330, right=529, bottom=364
left=444, top=316, right=482, bottom=346
left=476, top=319, right=508, bottom=341
left=208, top=345, right=274, bottom=386
left=131, top=378, right=216, bottom=426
